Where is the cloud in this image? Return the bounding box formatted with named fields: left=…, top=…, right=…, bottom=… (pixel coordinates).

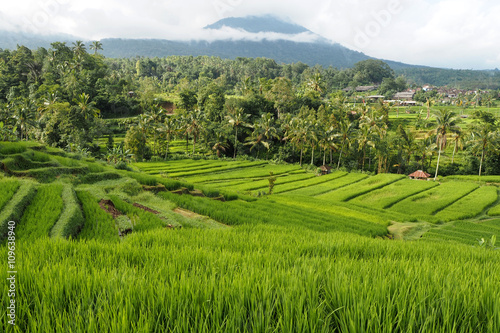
left=0, top=0, right=499, bottom=69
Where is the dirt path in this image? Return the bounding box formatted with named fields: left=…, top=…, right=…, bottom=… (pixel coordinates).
left=99, top=199, right=122, bottom=218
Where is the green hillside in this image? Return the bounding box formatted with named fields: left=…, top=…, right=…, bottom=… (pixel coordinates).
left=1, top=142, right=499, bottom=331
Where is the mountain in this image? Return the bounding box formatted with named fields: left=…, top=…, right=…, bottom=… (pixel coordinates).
left=0, top=16, right=417, bottom=70
left=99, top=16, right=416, bottom=70
left=204, top=15, right=310, bottom=34
left=0, top=30, right=79, bottom=50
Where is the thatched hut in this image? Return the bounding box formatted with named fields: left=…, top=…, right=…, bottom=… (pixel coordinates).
left=408, top=170, right=431, bottom=180
left=320, top=165, right=333, bottom=176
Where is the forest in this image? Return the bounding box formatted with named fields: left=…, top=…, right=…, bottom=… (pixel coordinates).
left=0, top=42, right=499, bottom=177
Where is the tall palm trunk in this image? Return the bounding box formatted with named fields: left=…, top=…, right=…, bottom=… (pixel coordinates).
left=337, top=141, right=345, bottom=170
left=479, top=147, right=485, bottom=178
left=164, top=141, right=170, bottom=160
left=434, top=137, right=443, bottom=181
left=233, top=126, right=238, bottom=158
left=310, top=146, right=315, bottom=165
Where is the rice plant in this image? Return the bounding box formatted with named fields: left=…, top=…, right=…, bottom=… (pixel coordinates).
left=317, top=174, right=405, bottom=202
left=0, top=179, right=20, bottom=211
left=390, top=182, right=479, bottom=217
left=287, top=173, right=369, bottom=196
left=16, top=184, right=64, bottom=241
left=76, top=191, right=119, bottom=242
left=434, top=186, right=498, bottom=221
left=350, top=178, right=439, bottom=209
left=50, top=184, right=85, bottom=239
left=0, top=181, right=37, bottom=241
left=1, top=225, right=499, bottom=332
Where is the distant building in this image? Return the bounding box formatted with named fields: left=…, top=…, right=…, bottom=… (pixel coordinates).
left=408, top=170, right=431, bottom=180
left=319, top=165, right=333, bottom=176
left=367, top=95, right=385, bottom=101
left=394, top=91, right=416, bottom=101
left=356, top=86, right=377, bottom=92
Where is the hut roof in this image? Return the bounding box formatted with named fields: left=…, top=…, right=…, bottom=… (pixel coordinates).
left=320, top=165, right=333, bottom=171
left=409, top=170, right=431, bottom=178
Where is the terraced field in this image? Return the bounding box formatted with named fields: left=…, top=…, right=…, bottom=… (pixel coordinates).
left=1, top=144, right=500, bottom=331
left=131, top=158, right=500, bottom=246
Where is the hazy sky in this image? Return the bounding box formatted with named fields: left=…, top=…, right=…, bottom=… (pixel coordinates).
left=2, top=0, right=500, bottom=69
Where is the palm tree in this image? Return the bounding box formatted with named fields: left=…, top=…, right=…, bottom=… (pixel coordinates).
left=318, top=125, right=337, bottom=167
left=284, top=118, right=308, bottom=166
left=246, top=113, right=279, bottom=160
left=89, top=41, right=103, bottom=55
left=11, top=99, right=36, bottom=141
left=306, top=73, right=324, bottom=94
left=425, top=97, right=434, bottom=120
left=357, top=122, right=375, bottom=171
left=211, top=131, right=229, bottom=158
left=186, top=110, right=204, bottom=155
left=144, top=105, right=165, bottom=157
left=72, top=41, right=86, bottom=58
left=335, top=117, right=356, bottom=170
left=226, top=107, right=250, bottom=158
left=469, top=125, right=498, bottom=178
left=430, top=109, right=460, bottom=181
left=160, top=116, right=177, bottom=160
left=450, top=131, right=464, bottom=164
left=417, top=136, right=436, bottom=171
left=73, top=93, right=100, bottom=120
left=306, top=116, right=319, bottom=165
left=396, top=124, right=416, bottom=173
left=258, top=113, right=279, bottom=159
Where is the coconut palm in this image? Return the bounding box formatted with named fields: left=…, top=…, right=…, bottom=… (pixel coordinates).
left=11, top=99, right=36, bottom=141
left=72, top=41, right=86, bottom=58
left=211, top=130, right=229, bottom=158
left=73, top=93, right=100, bottom=120
left=186, top=110, right=204, bottom=155
left=89, top=41, right=103, bottom=55
left=469, top=125, right=498, bottom=178
left=357, top=123, right=375, bottom=171
left=335, top=117, right=356, bottom=170
left=246, top=113, right=279, bottom=160
left=284, top=118, right=308, bottom=166
left=451, top=130, right=465, bottom=164
left=144, top=105, right=165, bottom=156
left=425, top=97, right=434, bottom=120
left=159, top=116, right=177, bottom=160
left=226, top=107, right=250, bottom=158
left=430, top=109, right=461, bottom=181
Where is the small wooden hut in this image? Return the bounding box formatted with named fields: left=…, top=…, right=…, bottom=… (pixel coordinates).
left=408, top=170, right=431, bottom=180
left=320, top=165, right=333, bottom=176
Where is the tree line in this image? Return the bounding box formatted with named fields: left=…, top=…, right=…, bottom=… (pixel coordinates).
left=0, top=42, right=499, bottom=177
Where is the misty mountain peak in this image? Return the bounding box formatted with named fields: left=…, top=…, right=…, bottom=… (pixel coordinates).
left=204, top=15, right=311, bottom=35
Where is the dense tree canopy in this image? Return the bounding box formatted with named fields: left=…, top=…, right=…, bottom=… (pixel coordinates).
left=0, top=43, right=499, bottom=177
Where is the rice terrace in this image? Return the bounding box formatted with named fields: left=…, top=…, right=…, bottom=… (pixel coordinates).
left=1, top=36, right=500, bottom=331
left=1, top=139, right=500, bottom=332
